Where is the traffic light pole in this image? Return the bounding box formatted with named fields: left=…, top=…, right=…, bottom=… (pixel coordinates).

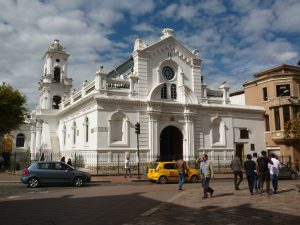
left=137, top=132, right=140, bottom=179
left=135, top=122, right=141, bottom=179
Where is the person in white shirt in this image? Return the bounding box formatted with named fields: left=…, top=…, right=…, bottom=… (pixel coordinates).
left=268, top=153, right=281, bottom=194
left=124, top=156, right=131, bottom=178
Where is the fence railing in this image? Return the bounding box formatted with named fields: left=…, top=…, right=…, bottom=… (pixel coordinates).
left=1, top=151, right=294, bottom=175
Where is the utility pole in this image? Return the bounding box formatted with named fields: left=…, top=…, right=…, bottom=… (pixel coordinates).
left=135, top=122, right=141, bottom=179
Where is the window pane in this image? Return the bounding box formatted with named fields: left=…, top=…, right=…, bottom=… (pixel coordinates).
left=16, top=134, right=25, bottom=147
left=240, top=129, right=249, bottom=139
left=276, top=84, right=290, bottom=97
left=283, top=106, right=290, bottom=123
left=263, top=87, right=268, bottom=101
left=161, top=84, right=167, bottom=99
left=265, top=115, right=270, bottom=131
left=274, top=107, right=281, bottom=130
left=171, top=84, right=177, bottom=99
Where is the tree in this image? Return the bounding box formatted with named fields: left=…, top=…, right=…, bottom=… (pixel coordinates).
left=284, top=118, right=300, bottom=139
left=0, top=83, right=27, bottom=137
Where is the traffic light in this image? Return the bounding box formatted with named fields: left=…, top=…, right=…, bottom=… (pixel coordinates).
left=135, top=122, right=140, bottom=135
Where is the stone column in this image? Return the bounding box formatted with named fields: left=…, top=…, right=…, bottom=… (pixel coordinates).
left=184, top=113, right=195, bottom=161
left=35, top=122, right=42, bottom=156
left=30, top=125, right=36, bottom=160
left=148, top=113, right=158, bottom=161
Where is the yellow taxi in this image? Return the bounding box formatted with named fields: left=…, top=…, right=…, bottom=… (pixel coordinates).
left=147, top=161, right=200, bottom=184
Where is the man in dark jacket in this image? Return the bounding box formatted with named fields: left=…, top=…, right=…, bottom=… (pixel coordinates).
left=244, top=154, right=256, bottom=195
left=256, top=150, right=273, bottom=195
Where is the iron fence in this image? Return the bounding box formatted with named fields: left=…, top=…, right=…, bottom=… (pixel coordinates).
left=2, top=151, right=295, bottom=175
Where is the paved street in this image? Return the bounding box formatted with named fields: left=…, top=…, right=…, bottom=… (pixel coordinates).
left=125, top=179, right=300, bottom=225
left=0, top=176, right=299, bottom=225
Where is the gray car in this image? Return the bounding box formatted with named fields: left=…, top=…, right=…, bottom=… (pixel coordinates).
left=20, top=161, right=91, bottom=188
left=278, top=163, right=298, bottom=180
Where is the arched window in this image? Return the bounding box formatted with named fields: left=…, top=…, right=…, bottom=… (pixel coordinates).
left=85, top=117, right=89, bottom=143
left=52, top=95, right=61, bottom=109
left=109, top=112, right=129, bottom=146
left=16, top=133, right=25, bottom=147
left=171, top=84, right=177, bottom=99
left=211, top=118, right=226, bottom=146
left=73, top=121, right=77, bottom=145
left=53, top=67, right=61, bottom=83
left=212, top=119, right=221, bottom=144
left=161, top=83, right=167, bottom=99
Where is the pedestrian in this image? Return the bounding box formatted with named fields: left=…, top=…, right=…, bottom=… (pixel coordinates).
left=67, top=158, right=72, bottom=167
left=244, top=154, right=256, bottom=195
left=269, top=153, right=280, bottom=194
left=60, top=156, right=66, bottom=163
left=124, top=156, right=131, bottom=178
left=252, top=152, right=259, bottom=192
left=199, top=154, right=214, bottom=198
left=0, top=153, right=4, bottom=171
left=39, top=153, right=45, bottom=161
left=256, top=150, right=273, bottom=195
left=176, top=155, right=188, bottom=190
left=230, top=154, right=243, bottom=190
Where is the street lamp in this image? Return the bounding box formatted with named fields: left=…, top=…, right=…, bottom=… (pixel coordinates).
left=280, top=89, right=290, bottom=97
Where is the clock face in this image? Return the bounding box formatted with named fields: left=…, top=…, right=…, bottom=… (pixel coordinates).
left=162, top=66, right=175, bottom=80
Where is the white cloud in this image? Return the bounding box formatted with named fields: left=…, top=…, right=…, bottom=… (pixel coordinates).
left=132, top=23, right=155, bottom=32
left=199, top=0, right=226, bottom=15
left=238, top=9, right=274, bottom=35
left=273, top=0, right=300, bottom=33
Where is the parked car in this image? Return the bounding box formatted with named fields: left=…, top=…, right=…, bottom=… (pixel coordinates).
left=147, top=161, right=200, bottom=184
left=20, top=161, right=91, bottom=188
left=279, top=163, right=298, bottom=180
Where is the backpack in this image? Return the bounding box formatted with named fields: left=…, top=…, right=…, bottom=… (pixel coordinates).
left=257, top=157, right=268, bottom=172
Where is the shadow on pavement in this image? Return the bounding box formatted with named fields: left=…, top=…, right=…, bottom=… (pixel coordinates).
left=0, top=192, right=161, bottom=225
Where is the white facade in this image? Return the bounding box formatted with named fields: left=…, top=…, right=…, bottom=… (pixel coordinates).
left=14, top=29, right=266, bottom=164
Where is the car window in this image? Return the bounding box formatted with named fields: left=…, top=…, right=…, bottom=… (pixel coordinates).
left=48, top=163, right=56, bottom=170
left=37, top=163, right=49, bottom=169
left=149, top=162, right=159, bottom=169
left=164, top=163, right=176, bottom=169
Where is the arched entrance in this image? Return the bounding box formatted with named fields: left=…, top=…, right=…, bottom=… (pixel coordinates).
left=160, top=126, right=183, bottom=161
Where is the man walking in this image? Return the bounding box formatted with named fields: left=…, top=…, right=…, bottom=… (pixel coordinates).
left=244, top=154, right=256, bottom=195
left=269, top=153, right=280, bottom=194
left=257, top=150, right=273, bottom=195
left=252, top=152, right=259, bottom=192
left=199, top=154, right=214, bottom=198
left=230, top=154, right=243, bottom=190
left=176, top=155, right=187, bottom=190
left=124, top=156, right=131, bottom=178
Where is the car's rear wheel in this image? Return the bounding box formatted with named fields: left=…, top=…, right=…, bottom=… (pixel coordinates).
left=73, top=176, right=84, bottom=187
left=190, top=175, right=198, bottom=183
left=27, top=177, right=39, bottom=188
left=291, top=173, right=297, bottom=180
left=158, top=176, right=167, bottom=184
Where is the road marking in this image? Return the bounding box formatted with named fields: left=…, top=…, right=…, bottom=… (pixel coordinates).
left=7, top=195, right=20, bottom=199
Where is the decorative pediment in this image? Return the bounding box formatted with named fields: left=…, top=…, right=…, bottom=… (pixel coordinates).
left=136, top=34, right=202, bottom=66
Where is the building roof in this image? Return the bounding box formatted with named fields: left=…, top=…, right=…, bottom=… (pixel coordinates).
left=254, top=64, right=300, bottom=78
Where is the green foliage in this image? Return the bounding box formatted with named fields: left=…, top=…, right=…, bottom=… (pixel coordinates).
left=284, top=118, right=300, bottom=139
left=0, top=83, right=27, bottom=137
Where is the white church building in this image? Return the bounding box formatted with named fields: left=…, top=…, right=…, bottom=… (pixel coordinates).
left=13, top=29, right=266, bottom=167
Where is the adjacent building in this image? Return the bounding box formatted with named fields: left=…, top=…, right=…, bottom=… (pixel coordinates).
left=244, top=64, right=300, bottom=162
left=11, top=29, right=266, bottom=168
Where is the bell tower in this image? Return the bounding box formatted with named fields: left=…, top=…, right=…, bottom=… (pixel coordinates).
left=38, top=39, right=73, bottom=110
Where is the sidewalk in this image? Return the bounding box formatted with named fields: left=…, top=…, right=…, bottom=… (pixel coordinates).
left=124, top=179, right=300, bottom=225
left=0, top=171, right=233, bottom=183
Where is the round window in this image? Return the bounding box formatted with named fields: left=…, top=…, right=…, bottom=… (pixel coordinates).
left=162, top=66, right=175, bottom=80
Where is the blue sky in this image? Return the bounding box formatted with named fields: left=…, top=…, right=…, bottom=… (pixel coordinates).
left=1, top=0, right=300, bottom=109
